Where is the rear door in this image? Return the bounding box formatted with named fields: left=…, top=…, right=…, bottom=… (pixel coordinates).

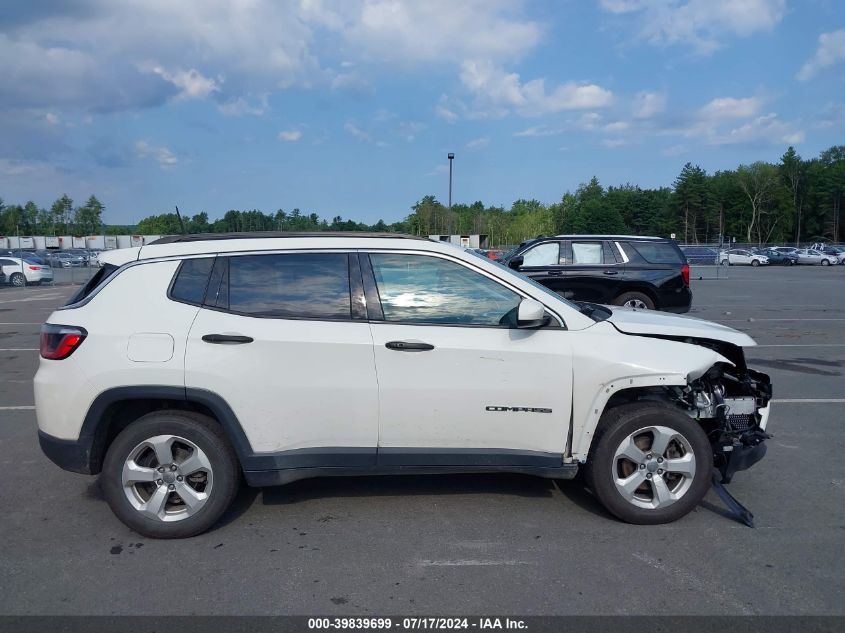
left=562, top=239, right=624, bottom=303
left=183, top=252, right=379, bottom=463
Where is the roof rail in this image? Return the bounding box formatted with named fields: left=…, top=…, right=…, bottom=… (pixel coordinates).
left=149, top=231, right=428, bottom=245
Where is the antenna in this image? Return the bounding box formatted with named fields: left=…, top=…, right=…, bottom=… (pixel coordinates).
left=175, top=205, right=187, bottom=234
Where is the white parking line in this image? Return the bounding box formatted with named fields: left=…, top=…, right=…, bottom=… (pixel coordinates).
left=772, top=398, right=845, bottom=404
left=754, top=343, right=845, bottom=347
left=0, top=348, right=38, bottom=351
left=719, top=318, right=845, bottom=322
left=0, top=406, right=35, bottom=410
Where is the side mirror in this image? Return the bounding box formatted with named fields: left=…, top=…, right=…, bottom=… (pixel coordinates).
left=508, top=255, right=524, bottom=270
left=499, top=298, right=549, bottom=329
left=517, top=298, right=546, bottom=328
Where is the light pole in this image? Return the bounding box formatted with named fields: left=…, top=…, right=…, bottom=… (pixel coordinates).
left=447, top=152, right=455, bottom=212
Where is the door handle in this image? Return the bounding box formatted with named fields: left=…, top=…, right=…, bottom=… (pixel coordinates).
left=385, top=341, right=435, bottom=352
left=547, top=270, right=563, bottom=276
left=603, top=270, right=619, bottom=275
left=202, top=334, right=254, bottom=344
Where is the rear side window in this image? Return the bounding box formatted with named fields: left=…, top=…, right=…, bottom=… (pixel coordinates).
left=625, top=241, right=684, bottom=264
left=63, top=264, right=119, bottom=307
left=170, top=257, right=215, bottom=305
left=570, top=241, right=604, bottom=264
left=226, top=253, right=351, bottom=320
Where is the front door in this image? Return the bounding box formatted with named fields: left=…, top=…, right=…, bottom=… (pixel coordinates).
left=363, top=251, right=573, bottom=467
left=184, top=252, right=379, bottom=464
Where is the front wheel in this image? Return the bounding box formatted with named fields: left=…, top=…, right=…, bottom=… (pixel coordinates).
left=101, top=410, right=240, bottom=538
left=585, top=402, right=713, bottom=524
left=821, top=259, right=830, bottom=266
left=751, top=259, right=760, bottom=267
left=613, top=291, right=655, bottom=310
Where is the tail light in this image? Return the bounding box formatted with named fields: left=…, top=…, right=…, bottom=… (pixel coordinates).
left=40, top=324, right=87, bottom=360
left=28, top=265, right=41, bottom=270
left=681, top=263, right=690, bottom=286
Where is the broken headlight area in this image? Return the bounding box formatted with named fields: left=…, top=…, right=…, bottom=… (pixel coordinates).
left=678, top=359, right=772, bottom=484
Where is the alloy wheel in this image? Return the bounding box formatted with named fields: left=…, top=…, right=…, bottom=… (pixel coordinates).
left=121, top=435, right=213, bottom=522
left=623, top=299, right=649, bottom=310
left=612, top=426, right=696, bottom=510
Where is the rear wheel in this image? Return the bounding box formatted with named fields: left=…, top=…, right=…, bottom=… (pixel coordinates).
left=613, top=291, right=655, bottom=310
left=9, top=272, right=25, bottom=287
left=585, top=402, right=712, bottom=524
left=101, top=410, right=240, bottom=538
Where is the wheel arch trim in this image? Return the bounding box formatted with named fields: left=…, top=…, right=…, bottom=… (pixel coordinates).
left=78, top=386, right=255, bottom=474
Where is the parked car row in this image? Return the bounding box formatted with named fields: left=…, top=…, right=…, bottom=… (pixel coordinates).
left=0, top=256, right=54, bottom=286
left=680, top=245, right=844, bottom=266
left=0, top=249, right=103, bottom=268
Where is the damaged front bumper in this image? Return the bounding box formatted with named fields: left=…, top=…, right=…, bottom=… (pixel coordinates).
left=683, top=363, right=773, bottom=484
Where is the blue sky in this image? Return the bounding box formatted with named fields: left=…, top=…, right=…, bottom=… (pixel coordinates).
left=0, top=0, right=843, bottom=225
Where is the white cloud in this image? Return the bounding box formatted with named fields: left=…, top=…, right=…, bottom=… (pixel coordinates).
left=600, top=0, right=786, bottom=54
left=602, top=138, right=627, bottom=148
left=278, top=130, right=302, bottom=142
left=217, top=96, right=268, bottom=116
left=344, top=122, right=373, bottom=143
left=604, top=121, right=629, bottom=132
left=709, top=113, right=804, bottom=146
left=513, top=125, right=564, bottom=137
left=147, top=66, right=221, bottom=100
left=632, top=91, right=666, bottom=119
left=661, top=144, right=688, bottom=156
left=459, top=60, right=612, bottom=117
left=343, top=0, right=542, bottom=64
left=44, top=112, right=60, bottom=125
left=135, top=140, right=177, bottom=168
left=797, top=29, right=845, bottom=81
left=699, top=96, right=762, bottom=120
left=466, top=137, right=490, bottom=149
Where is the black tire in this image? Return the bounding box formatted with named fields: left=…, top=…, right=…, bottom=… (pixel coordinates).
left=613, top=291, right=655, bottom=310
left=584, top=402, right=713, bottom=525
left=9, top=272, right=25, bottom=287
left=821, top=259, right=830, bottom=266
left=101, top=410, right=240, bottom=539
left=751, top=259, right=760, bottom=267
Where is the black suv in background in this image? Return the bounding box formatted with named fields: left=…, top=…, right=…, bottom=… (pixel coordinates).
left=502, top=235, right=691, bottom=312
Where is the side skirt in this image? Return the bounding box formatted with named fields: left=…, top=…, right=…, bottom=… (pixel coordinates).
left=244, top=463, right=579, bottom=487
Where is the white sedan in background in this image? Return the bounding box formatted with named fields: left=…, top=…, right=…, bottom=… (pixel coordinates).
left=794, top=249, right=839, bottom=266
left=0, top=256, right=54, bottom=286
left=719, top=249, right=769, bottom=266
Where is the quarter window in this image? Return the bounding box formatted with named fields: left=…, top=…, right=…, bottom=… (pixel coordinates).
left=170, top=257, right=214, bottom=305
left=369, top=254, right=520, bottom=325
left=227, top=253, right=351, bottom=319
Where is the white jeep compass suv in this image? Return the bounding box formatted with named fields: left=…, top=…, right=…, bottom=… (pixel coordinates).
left=35, top=233, right=772, bottom=538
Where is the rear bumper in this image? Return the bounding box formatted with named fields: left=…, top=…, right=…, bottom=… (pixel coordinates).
left=661, top=286, right=693, bottom=314
left=38, top=430, right=95, bottom=475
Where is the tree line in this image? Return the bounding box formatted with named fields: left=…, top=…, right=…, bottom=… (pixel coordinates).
left=2, top=144, right=843, bottom=246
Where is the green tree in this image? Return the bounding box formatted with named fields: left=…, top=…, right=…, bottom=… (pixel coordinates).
left=736, top=162, right=779, bottom=244
left=780, top=147, right=805, bottom=245
left=74, top=195, right=104, bottom=234
left=50, top=194, right=73, bottom=234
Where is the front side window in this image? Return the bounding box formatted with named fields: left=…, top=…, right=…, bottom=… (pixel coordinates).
left=521, top=242, right=560, bottom=266
left=369, top=254, right=520, bottom=325
left=227, top=253, right=351, bottom=319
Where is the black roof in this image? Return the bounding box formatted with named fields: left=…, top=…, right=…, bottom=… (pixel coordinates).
left=150, top=231, right=427, bottom=245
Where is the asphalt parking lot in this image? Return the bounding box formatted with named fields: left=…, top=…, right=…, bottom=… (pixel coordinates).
left=0, top=266, right=843, bottom=616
